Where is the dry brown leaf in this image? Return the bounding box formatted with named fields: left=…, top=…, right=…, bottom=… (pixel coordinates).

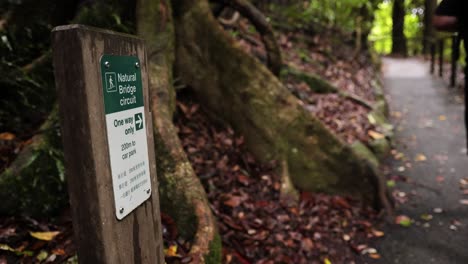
left=371, top=230, right=384, bottom=237
left=223, top=196, right=243, bottom=207
left=0, top=132, right=15, bottom=141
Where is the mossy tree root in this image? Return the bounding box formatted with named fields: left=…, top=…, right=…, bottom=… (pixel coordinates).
left=0, top=104, right=67, bottom=216
left=173, top=0, right=388, bottom=209
left=137, top=0, right=220, bottom=261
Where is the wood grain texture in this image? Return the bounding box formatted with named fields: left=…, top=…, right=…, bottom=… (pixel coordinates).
left=52, top=24, right=163, bottom=264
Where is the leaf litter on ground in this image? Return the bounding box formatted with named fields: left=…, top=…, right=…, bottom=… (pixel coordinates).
left=175, top=97, right=383, bottom=263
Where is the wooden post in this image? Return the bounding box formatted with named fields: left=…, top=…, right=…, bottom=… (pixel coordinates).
left=450, top=34, right=460, bottom=87
left=439, top=39, right=444, bottom=77
left=430, top=42, right=436, bottom=75
left=52, top=25, right=164, bottom=264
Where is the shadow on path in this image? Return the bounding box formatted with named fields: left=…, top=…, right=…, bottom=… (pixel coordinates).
left=362, top=58, right=468, bottom=264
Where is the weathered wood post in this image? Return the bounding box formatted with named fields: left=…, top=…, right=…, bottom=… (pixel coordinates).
left=430, top=41, right=436, bottom=75
left=450, top=34, right=460, bottom=87
left=439, top=38, right=444, bottom=77
left=51, top=25, right=164, bottom=263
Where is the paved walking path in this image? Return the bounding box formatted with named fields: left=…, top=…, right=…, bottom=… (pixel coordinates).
left=365, top=58, right=468, bottom=264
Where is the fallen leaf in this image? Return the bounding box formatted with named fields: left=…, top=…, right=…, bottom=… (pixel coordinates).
left=36, top=250, right=48, bottom=261
left=395, top=215, right=412, bottom=227
left=392, top=111, right=402, bottom=118
left=439, top=115, right=447, bottom=121
left=393, top=152, right=405, bottom=160
left=324, top=258, right=332, bottom=264
left=371, top=230, right=384, bottom=237
left=0, top=244, right=31, bottom=257
left=415, top=154, right=427, bottom=162
left=368, top=130, right=385, bottom=140
left=29, top=231, right=60, bottom=241
left=165, top=245, right=178, bottom=257
left=361, top=247, right=377, bottom=255
left=237, top=174, right=250, bottom=186
left=0, top=244, right=14, bottom=252
left=0, top=132, right=15, bottom=141
left=460, top=179, right=468, bottom=186
left=386, top=180, right=396, bottom=188
left=52, top=248, right=66, bottom=255
left=396, top=191, right=406, bottom=198
left=223, top=195, right=243, bottom=207
left=0, top=227, right=16, bottom=239
left=420, top=214, right=433, bottom=221
left=435, top=176, right=445, bottom=183
left=301, top=238, right=314, bottom=251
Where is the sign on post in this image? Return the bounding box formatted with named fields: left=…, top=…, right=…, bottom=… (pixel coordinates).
left=52, top=25, right=163, bottom=263
left=100, top=55, right=152, bottom=220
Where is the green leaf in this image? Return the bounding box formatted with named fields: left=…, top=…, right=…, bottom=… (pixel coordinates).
left=395, top=215, right=412, bottom=227
left=0, top=243, right=15, bottom=252
left=36, top=250, right=49, bottom=261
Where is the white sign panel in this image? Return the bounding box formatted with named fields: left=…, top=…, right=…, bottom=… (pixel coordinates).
left=100, top=55, right=152, bottom=220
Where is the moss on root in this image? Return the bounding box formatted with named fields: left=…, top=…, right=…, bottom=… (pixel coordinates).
left=204, top=233, right=222, bottom=264
left=281, top=67, right=338, bottom=94
left=172, top=0, right=385, bottom=206
left=154, top=130, right=197, bottom=239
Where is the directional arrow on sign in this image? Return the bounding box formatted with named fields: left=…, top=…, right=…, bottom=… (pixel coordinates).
left=135, top=113, right=143, bottom=131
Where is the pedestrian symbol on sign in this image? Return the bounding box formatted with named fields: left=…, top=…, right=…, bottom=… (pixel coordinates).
left=135, top=113, right=144, bottom=131
left=105, top=72, right=117, bottom=92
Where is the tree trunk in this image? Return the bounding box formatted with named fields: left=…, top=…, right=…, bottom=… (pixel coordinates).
left=423, top=0, right=437, bottom=55
left=136, top=0, right=221, bottom=262
left=391, top=0, right=407, bottom=56
left=172, top=0, right=388, bottom=207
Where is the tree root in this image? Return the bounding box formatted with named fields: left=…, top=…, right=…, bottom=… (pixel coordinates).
left=1, top=104, right=57, bottom=178
left=217, top=9, right=240, bottom=26
left=137, top=0, right=220, bottom=261
left=284, top=66, right=374, bottom=110
left=21, top=50, right=51, bottom=74
left=173, top=0, right=387, bottom=208
left=279, top=159, right=300, bottom=207
left=0, top=104, right=65, bottom=216
left=215, top=0, right=282, bottom=76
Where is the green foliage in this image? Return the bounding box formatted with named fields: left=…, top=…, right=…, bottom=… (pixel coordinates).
left=268, top=0, right=379, bottom=34
left=0, top=12, right=56, bottom=135
left=369, top=1, right=392, bottom=54
left=0, top=0, right=138, bottom=217
left=0, top=110, right=67, bottom=217
left=304, top=0, right=374, bottom=32
left=73, top=1, right=135, bottom=34
left=370, top=0, right=424, bottom=55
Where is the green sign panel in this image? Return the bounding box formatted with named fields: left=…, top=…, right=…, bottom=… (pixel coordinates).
left=100, top=54, right=152, bottom=220
left=101, top=55, right=144, bottom=114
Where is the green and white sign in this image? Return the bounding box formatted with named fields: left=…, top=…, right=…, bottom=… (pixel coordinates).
left=100, top=54, right=151, bottom=220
